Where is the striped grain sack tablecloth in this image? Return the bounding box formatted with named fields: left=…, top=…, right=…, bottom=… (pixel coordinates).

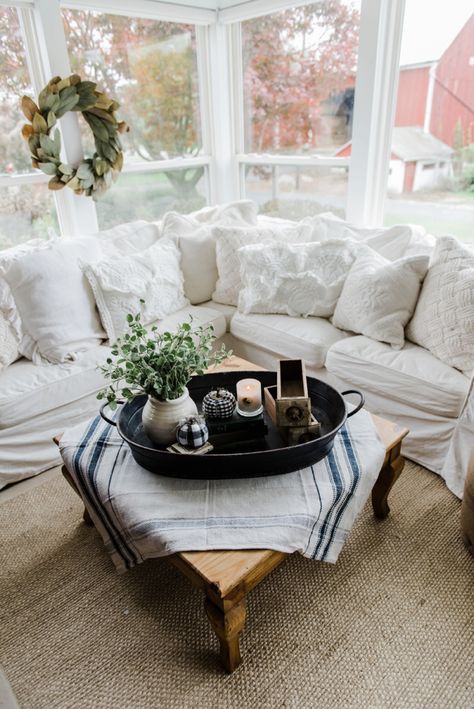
left=59, top=409, right=385, bottom=573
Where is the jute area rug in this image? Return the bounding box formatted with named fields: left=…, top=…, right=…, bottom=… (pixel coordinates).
left=1, top=461, right=473, bottom=709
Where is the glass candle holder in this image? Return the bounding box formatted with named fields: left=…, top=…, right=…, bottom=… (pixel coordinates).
left=236, top=378, right=263, bottom=417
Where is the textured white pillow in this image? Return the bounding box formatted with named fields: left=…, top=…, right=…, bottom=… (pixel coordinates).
left=238, top=240, right=359, bottom=318
left=189, top=200, right=258, bottom=226
left=304, top=212, right=435, bottom=261
left=213, top=223, right=312, bottom=306
left=83, top=237, right=189, bottom=341
left=0, top=312, right=19, bottom=370
left=2, top=238, right=105, bottom=363
left=162, top=213, right=217, bottom=304
left=332, top=248, right=429, bottom=349
left=95, top=222, right=161, bottom=258
left=406, top=236, right=474, bottom=373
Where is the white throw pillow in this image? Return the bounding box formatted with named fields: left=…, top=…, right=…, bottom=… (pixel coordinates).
left=83, top=237, right=189, bottom=341
left=0, top=236, right=58, bottom=343
left=304, top=212, right=435, bottom=261
left=213, top=223, right=312, bottom=306
left=94, top=221, right=161, bottom=258
left=161, top=213, right=217, bottom=304
left=332, top=248, right=429, bottom=349
left=0, top=312, right=19, bottom=370
left=2, top=238, right=105, bottom=364
left=189, top=200, right=258, bottom=226
left=406, top=236, right=474, bottom=373
left=238, top=240, right=359, bottom=318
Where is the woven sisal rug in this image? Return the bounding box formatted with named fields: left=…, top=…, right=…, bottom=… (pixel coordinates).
left=1, top=461, right=473, bottom=709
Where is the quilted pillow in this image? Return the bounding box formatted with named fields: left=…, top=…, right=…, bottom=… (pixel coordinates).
left=83, top=237, right=188, bottom=341
left=332, top=248, right=429, bottom=349
left=2, top=238, right=105, bottom=364
left=238, top=240, right=359, bottom=318
left=213, top=223, right=312, bottom=306
left=406, top=236, right=474, bottom=373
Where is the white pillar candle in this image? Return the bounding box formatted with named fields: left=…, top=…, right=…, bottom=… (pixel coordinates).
left=236, top=378, right=263, bottom=417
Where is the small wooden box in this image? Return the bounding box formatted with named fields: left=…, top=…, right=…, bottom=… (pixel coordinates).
left=276, top=359, right=312, bottom=427
left=264, top=385, right=278, bottom=425
left=285, top=415, right=321, bottom=445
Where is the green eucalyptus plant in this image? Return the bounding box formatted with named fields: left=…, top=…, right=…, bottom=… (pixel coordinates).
left=97, top=313, right=230, bottom=409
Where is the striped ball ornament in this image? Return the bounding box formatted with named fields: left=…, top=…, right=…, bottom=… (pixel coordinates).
left=202, top=388, right=236, bottom=420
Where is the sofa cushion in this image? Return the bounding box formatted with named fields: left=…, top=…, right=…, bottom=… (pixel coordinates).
left=326, top=335, right=470, bottom=418
left=202, top=300, right=236, bottom=330
left=2, top=237, right=105, bottom=364
left=0, top=345, right=110, bottom=430
left=0, top=305, right=226, bottom=430
left=406, top=236, right=474, bottom=374
left=95, top=221, right=161, bottom=257
left=189, top=200, right=258, bottom=226
left=152, top=304, right=226, bottom=338
left=230, top=312, right=348, bottom=369
left=237, top=240, right=359, bottom=318
left=332, top=249, right=429, bottom=349
left=83, top=237, right=188, bottom=341
left=162, top=214, right=217, bottom=304
left=213, top=223, right=312, bottom=306
left=303, top=212, right=435, bottom=261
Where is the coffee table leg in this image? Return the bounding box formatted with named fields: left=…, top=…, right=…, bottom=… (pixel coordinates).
left=204, top=597, right=246, bottom=673
left=372, top=442, right=405, bottom=519
left=61, top=465, right=93, bottom=527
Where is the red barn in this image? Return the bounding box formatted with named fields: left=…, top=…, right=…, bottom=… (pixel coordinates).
left=395, top=13, right=474, bottom=147
left=429, top=12, right=474, bottom=146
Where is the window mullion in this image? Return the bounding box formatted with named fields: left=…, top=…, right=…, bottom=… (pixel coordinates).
left=346, top=0, right=405, bottom=226
left=30, top=0, right=98, bottom=235
left=206, top=19, right=239, bottom=203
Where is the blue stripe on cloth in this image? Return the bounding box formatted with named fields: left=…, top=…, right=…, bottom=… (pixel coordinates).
left=310, top=448, right=342, bottom=559
left=75, top=417, right=135, bottom=569
left=86, top=418, right=138, bottom=568
left=129, top=513, right=312, bottom=540
left=320, top=425, right=361, bottom=561
left=106, top=440, right=145, bottom=564
left=303, top=464, right=323, bottom=556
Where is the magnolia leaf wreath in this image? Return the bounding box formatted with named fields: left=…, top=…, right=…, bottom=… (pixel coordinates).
left=20, top=74, right=129, bottom=199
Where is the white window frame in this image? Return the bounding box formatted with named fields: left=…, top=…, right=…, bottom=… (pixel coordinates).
left=1, top=0, right=407, bottom=238
left=223, top=0, right=405, bottom=226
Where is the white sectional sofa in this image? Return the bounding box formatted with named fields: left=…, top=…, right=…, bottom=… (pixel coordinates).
left=0, top=203, right=472, bottom=498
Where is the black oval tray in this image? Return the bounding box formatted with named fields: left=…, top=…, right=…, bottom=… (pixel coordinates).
left=101, top=371, right=363, bottom=479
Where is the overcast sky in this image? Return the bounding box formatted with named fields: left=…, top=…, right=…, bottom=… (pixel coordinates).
left=399, top=2, right=473, bottom=65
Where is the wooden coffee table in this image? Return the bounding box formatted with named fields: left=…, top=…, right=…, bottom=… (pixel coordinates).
left=56, top=356, right=408, bottom=673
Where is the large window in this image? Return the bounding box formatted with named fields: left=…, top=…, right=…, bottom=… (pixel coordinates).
left=0, top=7, right=59, bottom=247
left=239, top=1, right=360, bottom=218
left=62, top=9, right=208, bottom=228
left=385, top=3, right=474, bottom=243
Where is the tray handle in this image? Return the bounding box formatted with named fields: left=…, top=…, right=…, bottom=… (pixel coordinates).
left=99, top=401, right=124, bottom=427
left=341, top=390, right=365, bottom=418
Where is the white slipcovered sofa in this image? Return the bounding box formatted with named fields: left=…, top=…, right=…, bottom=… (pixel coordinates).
left=0, top=202, right=472, bottom=498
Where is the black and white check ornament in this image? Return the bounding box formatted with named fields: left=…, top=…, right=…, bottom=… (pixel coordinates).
left=176, top=416, right=209, bottom=449
left=202, top=388, right=236, bottom=420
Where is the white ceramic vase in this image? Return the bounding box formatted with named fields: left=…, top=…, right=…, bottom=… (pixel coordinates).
left=142, top=388, right=198, bottom=446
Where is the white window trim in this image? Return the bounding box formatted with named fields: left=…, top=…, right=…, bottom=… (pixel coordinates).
left=237, top=155, right=350, bottom=168
left=346, top=0, right=405, bottom=225
left=1, top=0, right=408, bottom=237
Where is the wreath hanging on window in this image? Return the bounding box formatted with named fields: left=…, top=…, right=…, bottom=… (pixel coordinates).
left=20, top=74, right=129, bottom=200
